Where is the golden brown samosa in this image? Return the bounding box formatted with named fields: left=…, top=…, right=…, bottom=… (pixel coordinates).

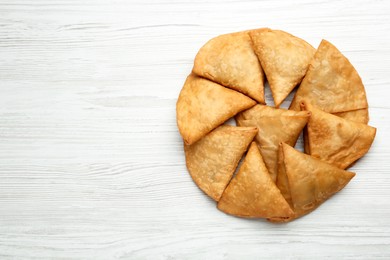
left=271, top=143, right=355, bottom=222
left=290, top=39, right=368, bottom=113
left=218, top=142, right=293, bottom=218
left=193, top=31, right=265, bottom=103
left=185, top=125, right=257, bottom=201
left=250, top=28, right=315, bottom=107
left=236, top=105, right=310, bottom=181
left=301, top=102, right=376, bottom=169
left=176, top=74, right=256, bottom=145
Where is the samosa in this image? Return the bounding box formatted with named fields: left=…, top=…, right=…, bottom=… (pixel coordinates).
left=290, top=39, right=368, bottom=113
left=271, top=143, right=356, bottom=222
left=218, top=142, right=293, bottom=218
left=250, top=28, right=315, bottom=107
left=236, top=105, right=310, bottom=181
left=301, top=102, right=376, bottom=169
left=185, top=125, right=257, bottom=201
left=177, top=74, right=256, bottom=145
left=193, top=31, right=265, bottom=103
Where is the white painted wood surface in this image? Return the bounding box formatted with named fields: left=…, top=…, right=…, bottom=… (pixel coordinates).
left=0, top=0, right=389, bottom=259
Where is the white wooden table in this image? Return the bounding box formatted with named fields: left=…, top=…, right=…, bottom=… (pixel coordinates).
left=1, top=0, right=389, bottom=259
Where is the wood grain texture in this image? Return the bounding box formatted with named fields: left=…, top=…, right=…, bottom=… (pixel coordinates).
left=0, top=0, right=390, bottom=259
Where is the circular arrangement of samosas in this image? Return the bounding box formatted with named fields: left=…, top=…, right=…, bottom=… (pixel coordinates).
left=176, top=28, right=376, bottom=222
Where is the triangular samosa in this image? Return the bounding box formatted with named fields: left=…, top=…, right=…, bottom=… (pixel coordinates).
left=236, top=105, right=310, bottom=181
left=271, top=143, right=355, bottom=222
left=193, top=31, right=265, bottom=103
left=218, top=142, right=293, bottom=218
left=249, top=28, right=315, bottom=107
left=177, top=74, right=256, bottom=145
left=185, top=125, right=257, bottom=201
left=301, top=102, right=376, bottom=169
left=290, top=39, right=368, bottom=113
